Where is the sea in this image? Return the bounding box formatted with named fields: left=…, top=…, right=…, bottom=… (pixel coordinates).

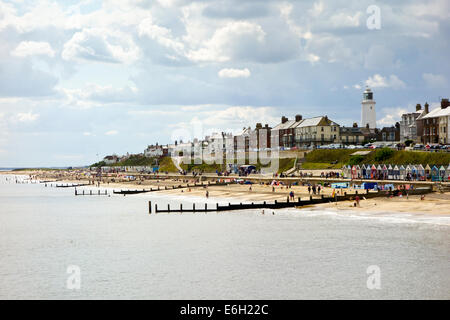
left=0, top=174, right=449, bottom=299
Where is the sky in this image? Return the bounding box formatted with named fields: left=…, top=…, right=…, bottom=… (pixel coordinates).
left=0, top=0, right=449, bottom=167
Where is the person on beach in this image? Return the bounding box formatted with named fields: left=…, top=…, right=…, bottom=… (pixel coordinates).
left=317, top=185, right=321, bottom=194
left=312, top=185, right=316, bottom=194
left=308, top=186, right=311, bottom=194
left=355, top=195, right=360, bottom=207
left=206, top=190, right=209, bottom=198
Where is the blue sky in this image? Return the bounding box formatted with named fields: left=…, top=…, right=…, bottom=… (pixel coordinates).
left=0, top=0, right=449, bottom=167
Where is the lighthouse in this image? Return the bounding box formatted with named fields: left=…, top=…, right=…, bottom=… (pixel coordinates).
left=361, top=86, right=376, bottom=129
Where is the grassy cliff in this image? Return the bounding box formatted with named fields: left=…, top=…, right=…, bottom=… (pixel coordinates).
left=302, top=149, right=450, bottom=169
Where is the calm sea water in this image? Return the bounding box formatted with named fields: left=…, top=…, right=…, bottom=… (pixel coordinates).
left=0, top=175, right=449, bottom=299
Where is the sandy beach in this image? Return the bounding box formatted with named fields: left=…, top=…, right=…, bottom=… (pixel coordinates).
left=2, top=170, right=449, bottom=215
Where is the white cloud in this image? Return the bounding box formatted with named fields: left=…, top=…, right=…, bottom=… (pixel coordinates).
left=422, top=73, right=448, bottom=88
left=365, top=74, right=406, bottom=89
left=218, top=68, right=251, bottom=78
left=12, top=111, right=40, bottom=123
left=62, top=28, right=140, bottom=64
left=378, top=107, right=408, bottom=126
left=11, top=41, right=55, bottom=58
left=105, top=130, right=118, bottom=136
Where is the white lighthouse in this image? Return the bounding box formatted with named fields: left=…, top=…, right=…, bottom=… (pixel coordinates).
left=361, top=86, right=376, bottom=128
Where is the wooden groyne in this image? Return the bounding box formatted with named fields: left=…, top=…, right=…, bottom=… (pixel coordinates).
left=148, top=187, right=432, bottom=214
left=75, top=189, right=109, bottom=196
left=56, top=183, right=90, bottom=188
left=113, top=181, right=228, bottom=195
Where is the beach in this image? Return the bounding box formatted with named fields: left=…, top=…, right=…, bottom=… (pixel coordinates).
left=2, top=170, right=449, bottom=216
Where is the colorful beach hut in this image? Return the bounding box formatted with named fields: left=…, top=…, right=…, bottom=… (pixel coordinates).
left=431, top=165, right=439, bottom=181
left=405, top=165, right=412, bottom=180
left=425, top=164, right=431, bottom=180
left=399, top=165, right=406, bottom=180
left=411, top=165, right=418, bottom=180
left=376, top=165, right=383, bottom=179
left=393, top=165, right=400, bottom=180
left=388, top=165, right=393, bottom=180
left=417, top=164, right=425, bottom=181
left=351, top=165, right=358, bottom=179
left=361, top=164, right=367, bottom=179
left=370, top=165, right=377, bottom=179
left=439, top=165, right=446, bottom=181
left=382, top=164, right=388, bottom=180
left=445, top=164, right=450, bottom=182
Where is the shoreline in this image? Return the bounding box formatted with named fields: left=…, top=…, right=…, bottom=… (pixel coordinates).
left=2, top=170, right=449, bottom=217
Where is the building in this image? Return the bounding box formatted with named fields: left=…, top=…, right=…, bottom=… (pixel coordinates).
left=339, top=123, right=365, bottom=145
left=293, top=115, right=340, bottom=148
left=233, top=123, right=271, bottom=152
left=144, top=144, right=168, bottom=157
left=271, top=116, right=297, bottom=149
left=361, top=87, right=376, bottom=129
left=399, top=104, right=426, bottom=142
left=103, top=155, right=119, bottom=165
left=376, top=123, right=400, bottom=142
left=417, top=99, right=450, bottom=144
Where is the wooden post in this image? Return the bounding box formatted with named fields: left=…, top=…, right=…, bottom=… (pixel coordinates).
left=287, top=196, right=289, bottom=203
left=155, top=204, right=158, bottom=213
left=216, top=203, right=219, bottom=211
left=149, top=201, right=152, bottom=214
left=310, top=196, right=312, bottom=201
left=168, top=204, right=170, bottom=213
left=90, top=190, right=92, bottom=195
left=180, top=203, right=183, bottom=212
left=193, top=203, right=196, bottom=213
left=205, top=203, right=207, bottom=213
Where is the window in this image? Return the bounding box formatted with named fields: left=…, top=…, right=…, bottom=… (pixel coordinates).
left=321, top=127, right=324, bottom=132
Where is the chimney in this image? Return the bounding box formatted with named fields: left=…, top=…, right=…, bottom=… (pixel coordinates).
left=424, top=102, right=429, bottom=114
left=352, top=122, right=358, bottom=128
left=265, top=124, right=269, bottom=129
left=441, top=98, right=449, bottom=109
left=416, top=104, right=421, bottom=111
left=295, top=114, right=302, bottom=122
left=281, top=116, right=288, bottom=124
left=256, top=123, right=262, bottom=129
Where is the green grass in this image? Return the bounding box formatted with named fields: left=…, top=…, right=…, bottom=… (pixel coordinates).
left=301, top=162, right=344, bottom=170
left=304, top=149, right=450, bottom=167
left=158, top=156, right=179, bottom=172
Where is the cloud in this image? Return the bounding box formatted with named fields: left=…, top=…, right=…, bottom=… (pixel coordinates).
left=422, top=73, right=448, bottom=88
left=365, top=74, right=406, bottom=89
left=378, top=107, right=408, bottom=126
left=11, top=41, right=55, bottom=58
left=11, top=111, right=40, bottom=123
left=218, top=68, right=251, bottom=78
left=105, top=130, right=118, bottom=135
left=62, top=28, right=141, bottom=64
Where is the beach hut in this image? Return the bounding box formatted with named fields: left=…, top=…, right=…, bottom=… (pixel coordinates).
left=382, top=164, right=388, bottom=180
left=393, top=165, right=400, bottom=180
left=439, top=165, right=446, bottom=181
left=417, top=164, right=425, bottom=181
left=445, top=164, right=450, bottom=182
left=370, top=165, right=377, bottom=179
left=405, top=165, right=412, bottom=181
left=431, top=165, right=439, bottom=181
left=387, top=165, right=393, bottom=180
left=356, top=165, right=361, bottom=179
left=411, top=165, right=418, bottom=180
left=425, top=164, right=431, bottom=180
left=399, top=165, right=406, bottom=180
left=351, top=165, right=358, bottom=179
left=376, top=165, right=383, bottom=179
left=361, top=164, right=367, bottom=179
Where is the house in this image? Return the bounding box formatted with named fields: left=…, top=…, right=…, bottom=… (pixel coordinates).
left=376, top=123, right=400, bottom=142
left=339, top=123, right=365, bottom=145
left=271, top=116, right=297, bottom=149
left=144, top=143, right=168, bottom=157
left=234, top=123, right=271, bottom=151
left=399, top=104, right=426, bottom=142
left=293, top=115, right=340, bottom=148
left=103, top=155, right=119, bottom=165
left=417, top=99, right=450, bottom=144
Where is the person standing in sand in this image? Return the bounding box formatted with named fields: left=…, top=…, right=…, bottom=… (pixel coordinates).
left=355, top=195, right=360, bottom=207
left=206, top=190, right=209, bottom=198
